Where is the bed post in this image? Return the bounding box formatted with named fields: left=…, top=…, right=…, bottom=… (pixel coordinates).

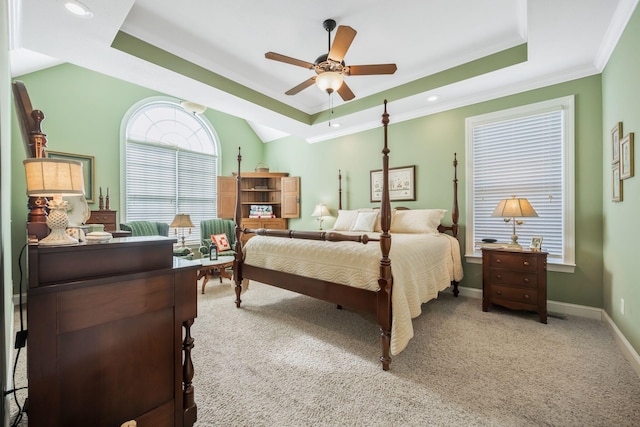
left=338, top=169, right=342, bottom=210
left=378, top=100, right=393, bottom=371
left=233, top=147, right=244, bottom=308
left=451, top=153, right=460, bottom=297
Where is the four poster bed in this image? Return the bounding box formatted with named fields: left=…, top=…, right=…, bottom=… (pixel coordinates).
left=232, top=101, right=463, bottom=370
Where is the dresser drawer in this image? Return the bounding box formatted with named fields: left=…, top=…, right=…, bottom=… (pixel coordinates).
left=488, top=252, right=538, bottom=272
left=489, top=270, right=538, bottom=289
left=490, top=285, right=538, bottom=305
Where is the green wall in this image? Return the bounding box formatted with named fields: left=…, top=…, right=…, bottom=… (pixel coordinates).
left=265, top=75, right=604, bottom=309
left=602, top=5, right=640, bottom=356
left=10, top=64, right=265, bottom=291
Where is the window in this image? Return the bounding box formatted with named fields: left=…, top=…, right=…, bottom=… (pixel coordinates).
left=465, top=96, right=575, bottom=272
left=122, top=98, right=219, bottom=246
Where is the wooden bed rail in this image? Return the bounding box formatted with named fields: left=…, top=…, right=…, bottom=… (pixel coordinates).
left=242, top=228, right=373, bottom=244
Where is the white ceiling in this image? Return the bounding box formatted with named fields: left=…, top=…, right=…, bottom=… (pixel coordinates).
left=9, top=0, right=638, bottom=143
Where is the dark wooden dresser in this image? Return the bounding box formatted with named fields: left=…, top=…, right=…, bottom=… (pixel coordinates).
left=482, top=247, right=548, bottom=323
left=86, top=209, right=117, bottom=231
left=27, top=236, right=199, bottom=426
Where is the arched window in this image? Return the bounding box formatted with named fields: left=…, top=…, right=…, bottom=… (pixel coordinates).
left=122, top=98, right=219, bottom=246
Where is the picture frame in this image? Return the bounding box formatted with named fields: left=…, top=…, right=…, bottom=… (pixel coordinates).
left=611, top=122, right=622, bottom=164
left=46, top=151, right=95, bottom=202
left=620, top=132, right=634, bottom=180
left=530, top=236, right=543, bottom=251
left=370, top=165, right=416, bottom=202
left=612, top=162, right=622, bottom=202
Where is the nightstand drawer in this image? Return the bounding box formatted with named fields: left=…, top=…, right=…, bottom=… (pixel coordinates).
left=491, top=285, right=538, bottom=305
left=488, top=252, right=538, bottom=271
left=489, top=270, right=538, bottom=288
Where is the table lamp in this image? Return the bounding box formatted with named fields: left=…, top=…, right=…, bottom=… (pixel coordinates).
left=491, top=196, right=538, bottom=248
left=170, top=213, right=194, bottom=247
left=24, top=158, right=85, bottom=246
left=311, top=204, right=331, bottom=230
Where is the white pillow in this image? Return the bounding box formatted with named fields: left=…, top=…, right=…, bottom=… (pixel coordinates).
left=351, top=211, right=379, bottom=232
left=357, top=208, right=381, bottom=232
left=332, top=210, right=359, bottom=231
left=390, top=209, right=446, bottom=234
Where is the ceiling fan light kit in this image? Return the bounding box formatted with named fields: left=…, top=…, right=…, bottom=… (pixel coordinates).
left=265, top=18, right=397, bottom=101
left=316, top=72, right=343, bottom=93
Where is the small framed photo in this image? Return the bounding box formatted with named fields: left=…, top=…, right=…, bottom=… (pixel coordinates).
left=611, top=122, right=622, bottom=164
left=620, top=132, right=634, bottom=180
left=530, top=236, right=543, bottom=251
left=612, top=162, right=622, bottom=202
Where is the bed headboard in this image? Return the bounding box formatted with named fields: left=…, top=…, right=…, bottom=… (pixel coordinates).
left=336, top=152, right=459, bottom=238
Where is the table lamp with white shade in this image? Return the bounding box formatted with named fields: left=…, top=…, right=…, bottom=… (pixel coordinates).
left=491, top=196, right=538, bottom=249
left=170, top=213, right=194, bottom=247
left=24, top=158, right=85, bottom=246
left=311, top=204, right=331, bottom=230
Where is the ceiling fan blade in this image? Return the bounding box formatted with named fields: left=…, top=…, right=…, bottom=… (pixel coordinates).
left=328, top=26, right=357, bottom=63
left=265, top=52, right=314, bottom=69
left=347, top=64, right=398, bottom=75
left=336, top=81, right=355, bottom=101
left=285, top=77, right=317, bottom=95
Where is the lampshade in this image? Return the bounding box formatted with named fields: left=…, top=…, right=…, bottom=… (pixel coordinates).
left=491, top=197, right=538, bottom=218
left=24, top=158, right=85, bottom=197
left=170, top=213, right=194, bottom=228
left=311, top=204, right=331, bottom=218
left=316, top=72, right=343, bottom=93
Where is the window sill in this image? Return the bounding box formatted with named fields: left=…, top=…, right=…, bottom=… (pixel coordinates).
left=465, top=253, right=576, bottom=273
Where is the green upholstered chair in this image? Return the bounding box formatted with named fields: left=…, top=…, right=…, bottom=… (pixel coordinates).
left=120, top=221, right=170, bottom=237
left=199, top=219, right=237, bottom=257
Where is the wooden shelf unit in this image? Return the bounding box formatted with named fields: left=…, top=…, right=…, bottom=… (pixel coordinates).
left=217, top=172, right=299, bottom=230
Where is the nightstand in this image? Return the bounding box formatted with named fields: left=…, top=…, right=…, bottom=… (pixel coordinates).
left=482, top=247, right=548, bottom=323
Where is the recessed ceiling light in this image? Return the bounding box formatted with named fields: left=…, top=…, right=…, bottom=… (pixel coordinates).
left=64, top=1, right=94, bottom=18
left=427, top=95, right=439, bottom=102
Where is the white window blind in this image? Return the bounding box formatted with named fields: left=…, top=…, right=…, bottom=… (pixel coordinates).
left=124, top=100, right=219, bottom=246
left=466, top=96, right=575, bottom=269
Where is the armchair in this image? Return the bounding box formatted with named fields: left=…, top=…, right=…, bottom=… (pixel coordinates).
left=120, top=221, right=170, bottom=237
left=199, top=219, right=237, bottom=257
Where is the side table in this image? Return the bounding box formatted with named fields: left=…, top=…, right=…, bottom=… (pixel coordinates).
left=196, top=256, right=235, bottom=294
left=482, top=247, right=548, bottom=323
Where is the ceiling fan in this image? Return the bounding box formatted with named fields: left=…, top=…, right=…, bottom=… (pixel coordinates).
left=265, top=19, right=397, bottom=101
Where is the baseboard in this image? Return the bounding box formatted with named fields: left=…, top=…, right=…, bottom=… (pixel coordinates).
left=457, top=285, right=640, bottom=378
left=602, top=310, right=640, bottom=378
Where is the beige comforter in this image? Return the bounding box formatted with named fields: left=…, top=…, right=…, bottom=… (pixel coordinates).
left=243, top=232, right=464, bottom=356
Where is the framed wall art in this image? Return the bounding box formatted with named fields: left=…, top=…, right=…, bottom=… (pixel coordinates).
left=370, top=165, right=416, bottom=202
left=611, top=122, right=622, bottom=164
left=620, top=132, right=634, bottom=180
left=612, top=162, right=622, bottom=202
left=46, top=151, right=95, bottom=202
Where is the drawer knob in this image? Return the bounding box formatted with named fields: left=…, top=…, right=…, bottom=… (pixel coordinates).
left=496, top=259, right=502, bottom=264
left=523, top=278, right=529, bottom=283
left=496, top=290, right=502, bottom=296
left=523, top=294, right=530, bottom=300
left=496, top=274, right=502, bottom=279
left=523, top=261, right=530, bottom=266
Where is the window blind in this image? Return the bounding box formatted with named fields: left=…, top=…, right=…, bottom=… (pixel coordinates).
left=471, top=110, right=564, bottom=258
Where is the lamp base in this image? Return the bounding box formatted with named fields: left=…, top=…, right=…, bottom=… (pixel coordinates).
left=38, top=228, right=78, bottom=246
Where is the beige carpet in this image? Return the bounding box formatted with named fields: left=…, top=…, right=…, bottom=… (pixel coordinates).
left=10, top=278, right=640, bottom=426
